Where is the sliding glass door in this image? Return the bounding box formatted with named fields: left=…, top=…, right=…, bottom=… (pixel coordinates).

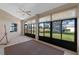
left=62, top=19, right=75, bottom=42
left=39, top=23, right=44, bottom=36
left=24, top=24, right=28, bottom=33
left=38, top=18, right=77, bottom=52
left=52, top=21, right=61, bottom=39
left=44, top=22, right=50, bottom=37
left=28, top=24, right=32, bottom=34
left=24, top=23, right=36, bottom=38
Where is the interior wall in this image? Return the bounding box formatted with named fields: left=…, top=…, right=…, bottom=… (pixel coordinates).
left=0, top=9, right=21, bottom=43
left=76, top=5, right=79, bottom=55
left=21, top=20, right=25, bottom=35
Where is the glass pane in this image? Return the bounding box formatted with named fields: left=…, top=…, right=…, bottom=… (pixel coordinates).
left=33, top=24, right=36, bottom=34
left=44, top=22, right=50, bottom=37
left=52, top=21, right=61, bottom=39
left=24, top=24, right=28, bottom=33
left=28, top=24, right=32, bottom=33
left=32, top=24, right=36, bottom=34
left=39, top=23, right=44, bottom=36
left=62, top=19, right=75, bottom=42
left=32, top=24, right=34, bottom=34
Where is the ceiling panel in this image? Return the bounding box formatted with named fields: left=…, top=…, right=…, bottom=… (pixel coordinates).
left=0, top=3, right=66, bottom=20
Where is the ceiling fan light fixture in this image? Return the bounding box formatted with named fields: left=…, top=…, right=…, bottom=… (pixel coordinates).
left=17, top=8, right=31, bottom=16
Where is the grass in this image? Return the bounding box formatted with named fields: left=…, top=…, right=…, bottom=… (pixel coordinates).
left=62, top=33, right=74, bottom=42
left=45, top=32, right=50, bottom=37
left=39, top=32, right=74, bottom=42
left=52, top=33, right=61, bottom=39
left=39, top=33, right=43, bottom=36
left=53, top=33, right=74, bottom=42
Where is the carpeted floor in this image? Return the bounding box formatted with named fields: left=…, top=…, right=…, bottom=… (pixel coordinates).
left=4, top=40, right=64, bottom=55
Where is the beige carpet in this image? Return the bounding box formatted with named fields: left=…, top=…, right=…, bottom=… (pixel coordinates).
left=0, top=36, right=33, bottom=55
left=4, top=40, right=64, bottom=55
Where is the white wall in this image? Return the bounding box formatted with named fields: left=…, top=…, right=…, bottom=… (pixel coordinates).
left=76, top=5, right=79, bottom=55
left=0, top=9, right=21, bottom=43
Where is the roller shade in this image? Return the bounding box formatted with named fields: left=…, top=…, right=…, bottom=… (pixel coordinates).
left=25, top=19, right=36, bottom=24
left=39, top=16, right=50, bottom=22
left=52, top=8, right=76, bottom=20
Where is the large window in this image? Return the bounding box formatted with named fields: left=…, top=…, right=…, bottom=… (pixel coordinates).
left=52, top=9, right=76, bottom=42
left=39, top=22, right=50, bottom=37
left=52, top=19, right=76, bottom=42
left=27, top=24, right=32, bottom=34
left=32, top=24, right=36, bottom=34
left=38, top=9, right=77, bottom=51
left=32, top=24, right=34, bottom=34
left=52, top=21, right=61, bottom=39
left=10, top=23, right=17, bottom=32
left=24, top=24, right=28, bottom=33
left=24, top=19, right=36, bottom=35
left=38, top=16, right=50, bottom=37
left=24, top=23, right=36, bottom=35
left=33, top=24, right=36, bottom=34
left=44, top=22, right=50, bottom=37
left=62, top=19, right=75, bottom=42
left=39, top=23, right=44, bottom=36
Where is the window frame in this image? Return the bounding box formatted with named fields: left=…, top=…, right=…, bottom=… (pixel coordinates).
left=31, top=23, right=36, bottom=35
left=38, top=18, right=77, bottom=52
left=24, top=18, right=77, bottom=52
left=24, top=23, right=36, bottom=38
left=10, top=23, right=17, bottom=32
left=38, top=22, right=44, bottom=36
left=51, top=18, right=77, bottom=42
left=24, top=24, right=28, bottom=33
left=61, top=18, right=77, bottom=43
left=38, top=21, right=51, bottom=37
left=44, top=21, right=51, bottom=37
left=52, top=20, right=62, bottom=39
left=27, top=24, right=32, bottom=34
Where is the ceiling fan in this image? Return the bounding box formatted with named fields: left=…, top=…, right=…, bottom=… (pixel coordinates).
left=18, top=8, right=31, bottom=16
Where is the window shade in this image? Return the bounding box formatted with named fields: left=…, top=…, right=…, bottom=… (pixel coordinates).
left=39, top=16, right=50, bottom=22
left=25, top=19, right=36, bottom=24
left=52, top=8, right=76, bottom=20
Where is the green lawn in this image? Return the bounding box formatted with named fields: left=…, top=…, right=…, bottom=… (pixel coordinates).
left=62, top=33, right=74, bottom=42
left=45, top=32, right=50, bottom=37
left=52, top=33, right=61, bottom=39
left=39, top=32, right=74, bottom=42
left=39, top=31, right=50, bottom=37
left=39, top=33, right=43, bottom=36
left=52, top=33, right=74, bottom=42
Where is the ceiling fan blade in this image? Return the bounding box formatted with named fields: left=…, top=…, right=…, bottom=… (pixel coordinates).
left=19, top=8, right=25, bottom=12
left=26, top=12, right=31, bottom=16
left=18, top=8, right=31, bottom=16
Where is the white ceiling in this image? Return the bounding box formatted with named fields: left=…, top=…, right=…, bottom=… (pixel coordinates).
left=0, top=3, right=66, bottom=20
